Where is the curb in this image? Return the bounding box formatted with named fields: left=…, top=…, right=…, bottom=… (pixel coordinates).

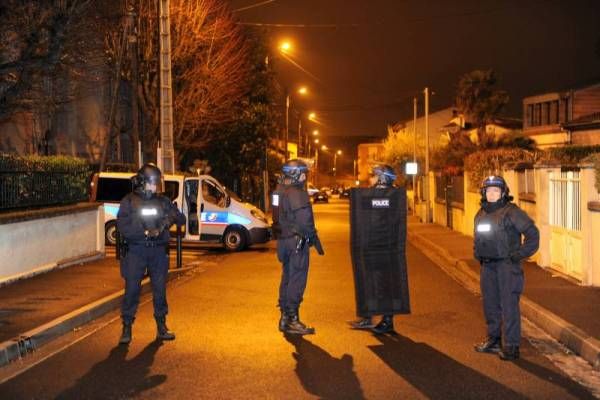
left=408, top=229, right=600, bottom=370
left=0, top=265, right=198, bottom=368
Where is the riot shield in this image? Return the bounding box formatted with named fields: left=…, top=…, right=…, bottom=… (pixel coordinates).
left=350, top=187, right=410, bottom=317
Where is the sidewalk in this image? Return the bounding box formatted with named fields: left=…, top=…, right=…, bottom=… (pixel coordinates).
left=0, top=248, right=204, bottom=367
left=407, top=215, right=600, bottom=369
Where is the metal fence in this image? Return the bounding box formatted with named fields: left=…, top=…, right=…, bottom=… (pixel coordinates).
left=435, top=175, right=465, bottom=205
left=549, top=170, right=581, bottom=231
left=517, top=169, right=535, bottom=194
left=0, top=170, right=90, bottom=210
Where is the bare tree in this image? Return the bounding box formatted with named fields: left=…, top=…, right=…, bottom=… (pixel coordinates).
left=0, top=0, right=111, bottom=123
left=130, top=0, right=252, bottom=160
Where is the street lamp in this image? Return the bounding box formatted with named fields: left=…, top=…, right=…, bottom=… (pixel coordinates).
left=284, top=85, right=308, bottom=159
left=279, top=41, right=292, bottom=54
left=333, top=150, right=342, bottom=177
left=308, top=112, right=317, bottom=121
left=312, top=130, right=319, bottom=136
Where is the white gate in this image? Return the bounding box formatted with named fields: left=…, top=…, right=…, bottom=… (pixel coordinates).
left=549, top=171, right=582, bottom=280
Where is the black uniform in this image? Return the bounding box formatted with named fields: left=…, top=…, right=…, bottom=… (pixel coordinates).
left=117, top=191, right=185, bottom=324
left=474, top=199, right=539, bottom=347
left=274, top=182, right=317, bottom=313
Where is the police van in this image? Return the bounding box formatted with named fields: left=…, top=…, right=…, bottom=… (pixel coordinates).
left=90, top=172, right=271, bottom=251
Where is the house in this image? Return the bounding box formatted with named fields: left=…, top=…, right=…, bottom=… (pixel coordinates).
left=523, top=81, right=600, bottom=148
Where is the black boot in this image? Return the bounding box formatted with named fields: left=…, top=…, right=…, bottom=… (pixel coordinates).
left=283, top=310, right=315, bottom=335
left=372, top=315, right=394, bottom=334
left=119, top=322, right=132, bottom=345
left=499, top=345, right=520, bottom=361
left=278, top=310, right=289, bottom=332
left=474, top=337, right=502, bottom=354
left=349, top=317, right=375, bottom=330
left=156, top=317, right=176, bottom=341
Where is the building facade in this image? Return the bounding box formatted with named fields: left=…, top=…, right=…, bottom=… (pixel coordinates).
left=523, top=82, right=600, bottom=148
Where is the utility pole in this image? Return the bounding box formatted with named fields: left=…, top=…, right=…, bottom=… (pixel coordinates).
left=413, top=97, right=417, bottom=215
left=158, top=0, right=175, bottom=173
left=127, top=6, right=140, bottom=168
left=285, top=91, right=290, bottom=159
left=424, top=87, right=430, bottom=223
left=298, top=116, right=302, bottom=157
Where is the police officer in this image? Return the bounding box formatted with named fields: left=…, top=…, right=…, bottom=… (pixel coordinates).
left=473, top=175, right=539, bottom=360
left=116, top=163, right=186, bottom=344
left=272, top=159, right=324, bottom=335
left=350, top=164, right=399, bottom=334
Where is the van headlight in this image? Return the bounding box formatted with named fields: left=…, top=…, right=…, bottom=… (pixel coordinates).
left=251, top=209, right=268, bottom=224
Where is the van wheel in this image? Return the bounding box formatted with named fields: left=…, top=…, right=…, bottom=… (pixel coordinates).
left=223, top=227, right=247, bottom=251
left=105, top=221, right=118, bottom=246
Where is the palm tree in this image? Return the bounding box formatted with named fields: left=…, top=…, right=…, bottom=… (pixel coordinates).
left=455, top=69, right=509, bottom=148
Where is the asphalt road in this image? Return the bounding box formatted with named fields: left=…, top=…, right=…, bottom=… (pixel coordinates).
left=0, top=199, right=595, bottom=399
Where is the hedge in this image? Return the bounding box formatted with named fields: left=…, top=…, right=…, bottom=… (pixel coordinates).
left=0, top=154, right=92, bottom=210
left=464, top=148, right=537, bottom=190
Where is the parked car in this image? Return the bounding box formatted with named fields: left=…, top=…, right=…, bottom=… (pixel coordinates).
left=331, top=187, right=340, bottom=195
left=307, top=183, right=319, bottom=196
left=320, top=186, right=332, bottom=196
left=339, top=187, right=351, bottom=199
left=313, top=190, right=329, bottom=203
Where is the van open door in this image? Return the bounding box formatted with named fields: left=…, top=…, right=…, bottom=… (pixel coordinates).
left=184, top=178, right=202, bottom=240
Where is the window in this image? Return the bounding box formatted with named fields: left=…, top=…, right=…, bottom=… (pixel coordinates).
left=202, top=180, right=226, bottom=208
left=549, top=101, right=559, bottom=125
left=526, top=104, right=534, bottom=127
left=534, top=103, right=542, bottom=126
left=96, top=178, right=133, bottom=202
left=164, top=181, right=179, bottom=201
left=542, top=102, right=550, bottom=125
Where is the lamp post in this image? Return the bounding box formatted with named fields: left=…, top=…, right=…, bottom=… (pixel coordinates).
left=333, top=150, right=342, bottom=177
left=284, top=85, right=308, bottom=159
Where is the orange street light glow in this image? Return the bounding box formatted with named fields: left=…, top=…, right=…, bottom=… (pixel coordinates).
left=314, top=139, right=319, bottom=144
left=308, top=112, right=316, bottom=120
left=312, top=130, right=319, bottom=136
left=298, top=86, right=308, bottom=95
left=279, top=41, right=292, bottom=53
left=321, top=145, right=328, bottom=150
left=337, top=150, right=342, bottom=155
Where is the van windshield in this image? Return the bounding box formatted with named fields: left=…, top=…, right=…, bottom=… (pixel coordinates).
left=96, top=177, right=179, bottom=202
left=225, top=188, right=241, bottom=202
left=96, top=177, right=133, bottom=202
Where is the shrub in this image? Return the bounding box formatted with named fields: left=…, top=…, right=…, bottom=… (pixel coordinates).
left=539, top=145, right=600, bottom=165
left=0, top=154, right=91, bottom=210
left=583, top=153, right=600, bottom=193
left=464, top=148, right=536, bottom=190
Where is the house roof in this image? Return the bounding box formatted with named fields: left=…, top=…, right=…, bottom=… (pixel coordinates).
left=562, top=112, right=600, bottom=130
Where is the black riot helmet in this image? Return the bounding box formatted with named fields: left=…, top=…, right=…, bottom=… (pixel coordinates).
left=480, top=175, right=511, bottom=202
left=133, top=163, right=163, bottom=198
left=281, top=159, right=309, bottom=185
left=371, top=164, right=397, bottom=188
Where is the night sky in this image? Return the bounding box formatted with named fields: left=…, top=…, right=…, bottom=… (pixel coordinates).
left=232, top=0, right=600, bottom=138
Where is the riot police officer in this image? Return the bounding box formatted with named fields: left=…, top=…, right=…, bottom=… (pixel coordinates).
left=272, top=159, right=324, bottom=335
left=350, top=164, right=403, bottom=334
left=473, top=175, right=539, bottom=360
left=116, top=163, right=186, bottom=344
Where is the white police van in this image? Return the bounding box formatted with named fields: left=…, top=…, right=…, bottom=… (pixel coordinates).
left=90, top=172, right=271, bottom=251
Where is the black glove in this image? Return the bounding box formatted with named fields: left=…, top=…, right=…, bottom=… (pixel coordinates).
left=145, top=228, right=161, bottom=239
left=510, top=252, right=522, bottom=263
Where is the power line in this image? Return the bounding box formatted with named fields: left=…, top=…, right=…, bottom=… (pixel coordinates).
left=233, top=0, right=277, bottom=13
left=236, top=22, right=359, bottom=28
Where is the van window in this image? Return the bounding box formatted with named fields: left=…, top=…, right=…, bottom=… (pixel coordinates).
left=202, top=180, right=226, bottom=208
left=96, top=178, right=133, bottom=202
left=164, top=181, right=179, bottom=201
